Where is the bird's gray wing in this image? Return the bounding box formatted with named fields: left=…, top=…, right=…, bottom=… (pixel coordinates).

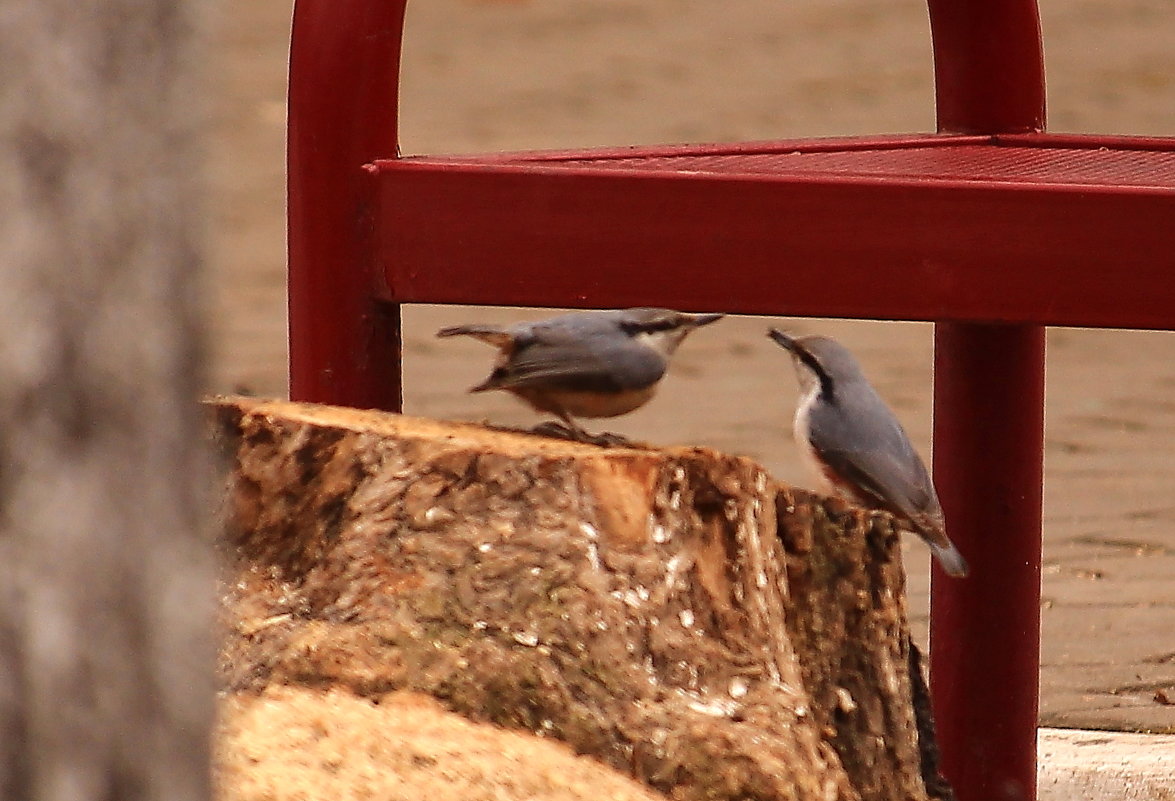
left=808, top=391, right=941, bottom=522
left=479, top=328, right=666, bottom=393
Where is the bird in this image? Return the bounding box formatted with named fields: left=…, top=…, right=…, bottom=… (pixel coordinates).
left=437, top=308, right=725, bottom=444
left=767, top=328, right=968, bottom=578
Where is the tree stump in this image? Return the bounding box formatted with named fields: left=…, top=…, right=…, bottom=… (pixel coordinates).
left=212, top=396, right=951, bottom=801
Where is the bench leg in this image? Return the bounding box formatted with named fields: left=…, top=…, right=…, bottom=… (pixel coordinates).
left=930, top=322, right=1045, bottom=801
left=287, top=0, right=407, bottom=410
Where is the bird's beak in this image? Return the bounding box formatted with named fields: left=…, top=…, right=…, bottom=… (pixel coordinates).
left=686, top=312, right=725, bottom=328
left=767, top=328, right=801, bottom=354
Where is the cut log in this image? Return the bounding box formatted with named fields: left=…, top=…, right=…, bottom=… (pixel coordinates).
left=211, top=396, right=952, bottom=801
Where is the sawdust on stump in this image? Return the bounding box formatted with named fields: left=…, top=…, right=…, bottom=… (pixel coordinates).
left=216, top=686, right=667, bottom=801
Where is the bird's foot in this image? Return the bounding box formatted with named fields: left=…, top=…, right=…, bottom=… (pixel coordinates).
left=584, top=431, right=633, bottom=448
left=530, top=421, right=581, bottom=441
left=529, top=422, right=632, bottom=448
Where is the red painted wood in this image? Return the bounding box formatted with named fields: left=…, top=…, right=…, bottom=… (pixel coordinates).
left=931, top=324, right=1045, bottom=801
left=287, top=0, right=407, bottom=409
left=367, top=156, right=1175, bottom=329
left=927, top=0, right=1046, bottom=134
left=927, top=3, right=1046, bottom=800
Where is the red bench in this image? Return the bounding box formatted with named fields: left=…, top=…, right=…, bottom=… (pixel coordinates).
left=286, top=2, right=1175, bottom=798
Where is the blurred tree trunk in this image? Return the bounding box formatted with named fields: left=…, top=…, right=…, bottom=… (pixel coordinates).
left=0, top=3, right=213, bottom=801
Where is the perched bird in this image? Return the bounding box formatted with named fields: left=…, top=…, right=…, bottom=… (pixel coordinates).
left=437, top=308, right=724, bottom=443
left=767, top=328, right=968, bottom=577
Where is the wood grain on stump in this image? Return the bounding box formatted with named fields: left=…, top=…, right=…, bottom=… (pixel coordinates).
left=211, top=396, right=951, bottom=801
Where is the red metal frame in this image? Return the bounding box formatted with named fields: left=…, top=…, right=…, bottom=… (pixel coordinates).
left=287, top=2, right=1175, bottom=799
left=368, top=140, right=1175, bottom=329
left=287, top=0, right=405, bottom=409
left=932, top=324, right=1045, bottom=798
left=925, top=4, right=1046, bottom=798
left=927, top=0, right=1046, bottom=134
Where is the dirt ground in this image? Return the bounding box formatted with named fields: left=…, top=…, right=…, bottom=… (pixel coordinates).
left=207, top=0, right=1175, bottom=732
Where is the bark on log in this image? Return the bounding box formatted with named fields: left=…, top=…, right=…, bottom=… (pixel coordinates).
left=212, top=396, right=951, bottom=801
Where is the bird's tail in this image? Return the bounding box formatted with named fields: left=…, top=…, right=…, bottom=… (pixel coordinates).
left=928, top=540, right=969, bottom=578
left=436, top=324, right=513, bottom=349
left=468, top=374, right=502, bottom=393
left=906, top=510, right=969, bottom=578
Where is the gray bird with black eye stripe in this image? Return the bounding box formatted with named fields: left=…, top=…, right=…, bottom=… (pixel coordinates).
left=768, top=328, right=969, bottom=578
left=437, top=308, right=724, bottom=444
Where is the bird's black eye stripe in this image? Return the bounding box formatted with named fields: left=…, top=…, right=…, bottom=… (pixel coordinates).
left=796, top=348, right=835, bottom=399
left=621, top=318, right=678, bottom=335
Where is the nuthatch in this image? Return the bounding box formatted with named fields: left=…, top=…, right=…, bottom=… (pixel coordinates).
left=438, top=308, right=725, bottom=443
left=768, top=329, right=968, bottom=578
